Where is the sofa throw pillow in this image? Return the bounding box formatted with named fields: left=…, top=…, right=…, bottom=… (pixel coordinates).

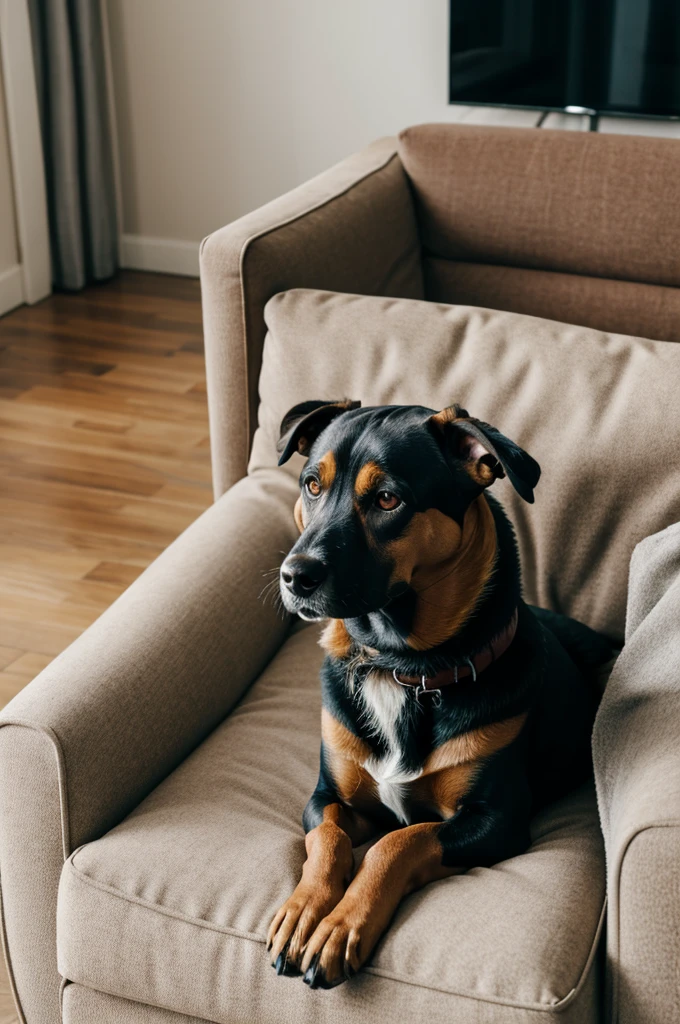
left=250, top=289, right=680, bottom=640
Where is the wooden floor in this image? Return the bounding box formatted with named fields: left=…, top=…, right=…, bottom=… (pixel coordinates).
left=0, top=271, right=211, bottom=1021
left=0, top=270, right=211, bottom=705
left=0, top=968, right=17, bottom=1024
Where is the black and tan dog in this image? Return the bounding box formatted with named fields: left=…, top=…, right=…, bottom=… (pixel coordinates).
left=267, top=399, right=612, bottom=989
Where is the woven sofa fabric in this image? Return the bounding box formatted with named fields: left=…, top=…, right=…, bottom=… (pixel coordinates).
left=199, top=136, right=424, bottom=498
left=250, top=289, right=680, bottom=641
left=593, top=522, right=680, bottom=1023
left=61, top=979, right=601, bottom=1024
left=0, top=726, right=66, bottom=1024
left=424, top=258, right=680, bottom=344
left=57, top=624, right=604, bottom=1024
left=0, top=467, right=299, bottom=1024
left=398, top=124, right=680, bottom=289
left=61, top=980, right=600, bottom=1024
left=62, top=984, right=206, bottom=1023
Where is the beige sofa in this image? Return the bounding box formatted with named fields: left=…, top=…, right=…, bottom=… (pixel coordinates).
left=1, top=124, right=680, bottom=1024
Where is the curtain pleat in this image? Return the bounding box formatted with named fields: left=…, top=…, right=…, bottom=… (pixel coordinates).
left=29, top=0, right=118, bottom=291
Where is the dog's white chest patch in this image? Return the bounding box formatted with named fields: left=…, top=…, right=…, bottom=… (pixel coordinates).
left=359, top=671, right=421, bottom=825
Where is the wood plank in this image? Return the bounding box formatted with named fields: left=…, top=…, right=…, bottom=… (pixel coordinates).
left=0, top=567, right=126, bottom=609
left=84, top=561, right=145, bottom=587
left=101, top=363, right=205, bottom=394
left=1, top=520, right=166, bottom=563
left=0, top=416, right=211, bottom=474
left=0, top=544, right=101, bottom=579
left=0, top=673, right=36, bottom=705
left=0, top=491, right=196, bottom=547
left=3, top=652, right=53, bottom=679
left=5, top=459, right=165, bottom=498
left=152, top=482, right=213, bottom=508
left=0, top=619, right=83, bottom=658
left=0, top=953, right=19, bottom=1024
left=15, top=382, right=209, bottom=425
left=2, top=592, right=113, bottom=632
left=0, top=647, right=23, bottom=671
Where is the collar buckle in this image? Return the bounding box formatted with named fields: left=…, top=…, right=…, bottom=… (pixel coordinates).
left=415, top=679, right=443, bottom=708
left=393, top=668, right=443, bottom=708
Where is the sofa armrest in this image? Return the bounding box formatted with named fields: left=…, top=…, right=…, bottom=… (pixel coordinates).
left=200, top=137, right=424, bottom=498
left=0, top=468, right=299, bottom=1024
left=592, top=523, right=680, bottom=1024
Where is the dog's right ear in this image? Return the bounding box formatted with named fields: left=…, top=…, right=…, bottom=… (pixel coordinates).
left=277, top=399, right=361, bottom=465
left=428, top=404, right=540, bottom=503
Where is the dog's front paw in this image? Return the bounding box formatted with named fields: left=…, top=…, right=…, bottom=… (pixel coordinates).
left=267, top=881, right=347, bottom=977
left=299, top=897, right=380, bottom=988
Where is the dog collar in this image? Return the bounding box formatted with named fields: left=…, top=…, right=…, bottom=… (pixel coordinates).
left=391, top=608, right=519, bottom=707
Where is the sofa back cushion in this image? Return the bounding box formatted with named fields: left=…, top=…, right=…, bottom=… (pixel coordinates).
left=397, top=124, right=680, bottom=342
left=250, top=290, right=680, bottom=641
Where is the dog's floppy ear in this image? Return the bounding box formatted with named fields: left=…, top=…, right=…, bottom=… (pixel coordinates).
left=277, top=399, right=361, bottom=466
left=429, top=404, right=540, bottom=503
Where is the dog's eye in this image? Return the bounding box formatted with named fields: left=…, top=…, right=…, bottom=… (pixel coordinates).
left=376, top=491, right=401, bottom=511
left=304, top=477, right=321, bottom=498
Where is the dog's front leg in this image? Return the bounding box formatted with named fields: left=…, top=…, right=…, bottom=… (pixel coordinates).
left=267, top=801, right=374, bottom=975
left=299, top=821, right=462, bottom=988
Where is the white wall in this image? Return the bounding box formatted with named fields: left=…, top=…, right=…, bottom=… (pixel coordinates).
left=106, top=0, right=541, bottom=273
left=105, top=0, right=680, bottom=276
left=107, top=0, right=447, bottom=241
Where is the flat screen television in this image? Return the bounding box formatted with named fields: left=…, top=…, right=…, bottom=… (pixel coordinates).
left=449, top=0, right=680, bottom=119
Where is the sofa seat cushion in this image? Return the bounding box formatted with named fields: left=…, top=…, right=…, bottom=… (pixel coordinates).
left=249, top=290, right=680, bottom=641
left=58, top=624, right=605, bottom=1024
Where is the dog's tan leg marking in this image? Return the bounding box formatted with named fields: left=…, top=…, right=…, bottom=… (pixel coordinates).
left=267, top=802, right=375, bottom=973
left=320, top=709, right=381, bottom=812
left=300, top=822, right=461, bottom=985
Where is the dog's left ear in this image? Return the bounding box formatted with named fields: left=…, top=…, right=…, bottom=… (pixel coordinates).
left=428, top=404, right=540, bottom=503
left=277, top=399, right=361, bottom=465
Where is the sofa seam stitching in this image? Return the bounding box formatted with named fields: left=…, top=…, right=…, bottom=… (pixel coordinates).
left=0, top=719, right=72, bottom=1024
left=0, top=878, right=27, bottom=1024
left=67, top=856, right=265, bottom=943
left=0, top=719, right=71, bottom=857
left=62, top=976, right=225, bottom=1024
left=609, top=819, right=680, bottom=1023
left=64, top=855, right=605, bottom=1014
left=424, top=255, right=680, bottom=293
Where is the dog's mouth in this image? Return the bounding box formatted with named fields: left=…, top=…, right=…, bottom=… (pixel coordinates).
left=280, top=581, right=408, bottom=622
left=278, top=583, right=326, bottom=620
left=296, top=603, right=325, bottom=622
left=280, top=588, right=359, bottom=621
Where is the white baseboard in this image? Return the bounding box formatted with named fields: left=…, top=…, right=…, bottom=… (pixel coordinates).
left=120, top=234, right=200, bottom=277
left=0, top=263, right=24, bottom=316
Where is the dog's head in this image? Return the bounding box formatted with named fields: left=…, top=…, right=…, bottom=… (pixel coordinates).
left=277, top=400, right=539, bottom=624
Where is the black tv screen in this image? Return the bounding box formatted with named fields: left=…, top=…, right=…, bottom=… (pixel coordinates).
left=449, top=0, right=680, bottom=118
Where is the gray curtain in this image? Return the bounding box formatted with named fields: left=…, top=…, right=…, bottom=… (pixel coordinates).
left=28, top=0, right=118, bottom=291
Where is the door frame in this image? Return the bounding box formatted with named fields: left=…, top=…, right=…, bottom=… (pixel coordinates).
left=0, top=0, right=51, bottom=305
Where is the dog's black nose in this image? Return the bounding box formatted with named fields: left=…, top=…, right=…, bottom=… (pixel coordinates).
left=281, top=554, right=328, bottom=598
